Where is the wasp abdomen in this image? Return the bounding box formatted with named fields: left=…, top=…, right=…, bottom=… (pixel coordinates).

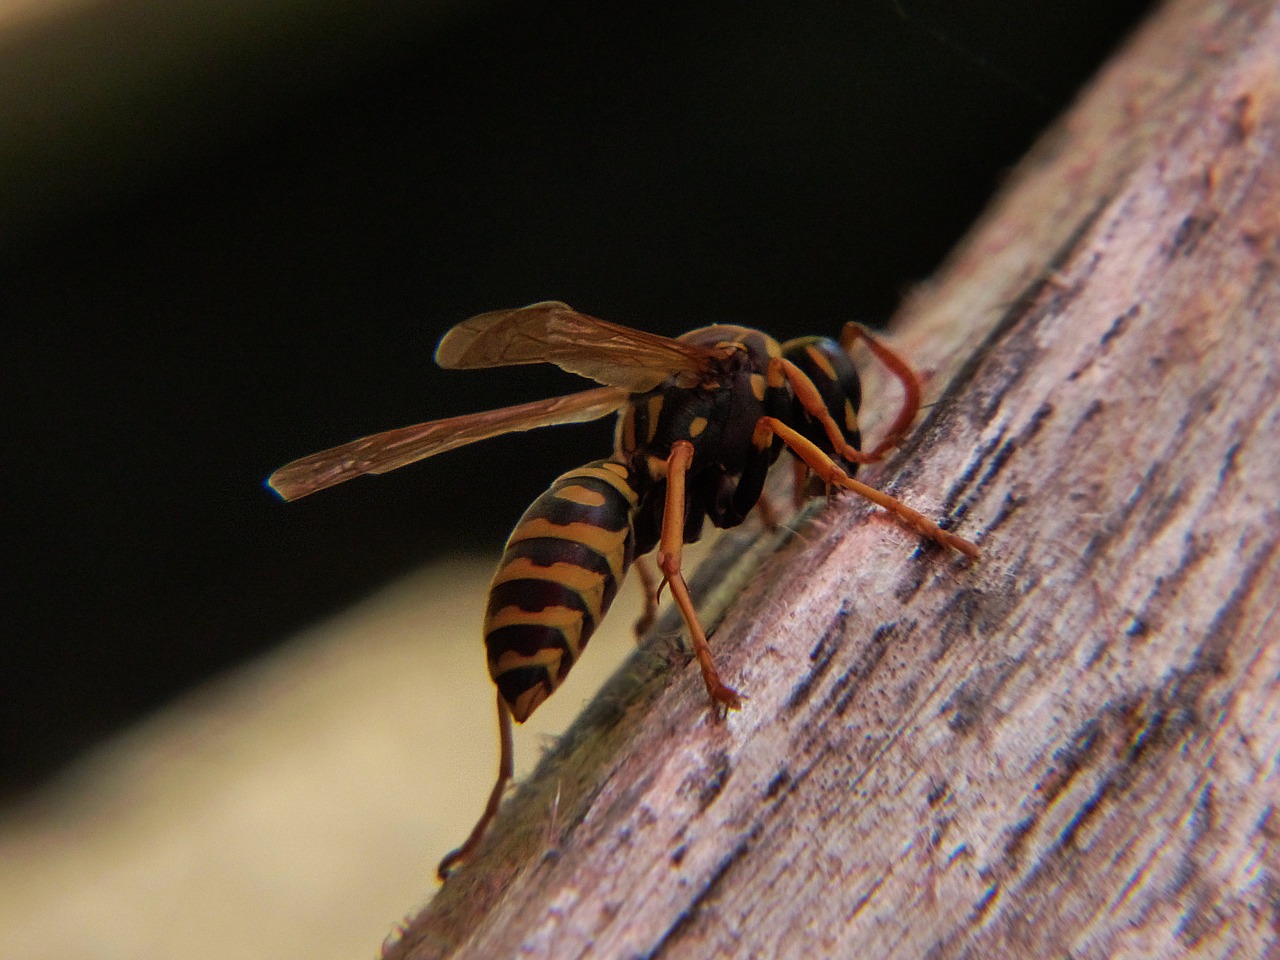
left=485, top=459, right=640, bottom=722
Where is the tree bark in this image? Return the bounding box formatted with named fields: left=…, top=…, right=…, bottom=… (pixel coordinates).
left=387, top=0, right=1280, bottom=955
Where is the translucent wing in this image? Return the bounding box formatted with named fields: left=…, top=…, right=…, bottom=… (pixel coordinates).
left=267, top=385, right=628, bottom=501
left=435, top=301, right=719, bottom=392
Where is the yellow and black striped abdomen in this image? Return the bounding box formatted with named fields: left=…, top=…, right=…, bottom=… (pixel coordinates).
left=485, top=459, right=640, bottom=722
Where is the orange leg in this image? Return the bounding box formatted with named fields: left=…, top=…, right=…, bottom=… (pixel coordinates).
left=774, top=357, right=884, bottom=466
left=752, top=417, right=979, bottom=559
left=437, top=691, right=515, bottom=880
left=840, top=322, right=923, bottom=459
left=632, top=556, right=660, bottom=638
left=656, top=441, right=743, bottom=712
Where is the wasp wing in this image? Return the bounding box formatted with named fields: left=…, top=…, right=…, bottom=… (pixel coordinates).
left=267, top=385, right=629, bottom=501
left=434, top=301, right=718, bottom=392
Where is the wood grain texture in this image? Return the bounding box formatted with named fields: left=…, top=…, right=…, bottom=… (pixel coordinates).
left=387, top=0, right=1280, bottom=955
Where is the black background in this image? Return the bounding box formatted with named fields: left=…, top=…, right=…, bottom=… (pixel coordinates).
left=3, top=0, right=1155, bottom=795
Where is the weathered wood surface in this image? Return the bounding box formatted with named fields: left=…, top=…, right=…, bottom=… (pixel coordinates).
left=387, top=0, right=1280, bottom=955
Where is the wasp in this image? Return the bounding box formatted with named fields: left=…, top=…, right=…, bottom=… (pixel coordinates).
left=268, top=301, right=978, bottom=878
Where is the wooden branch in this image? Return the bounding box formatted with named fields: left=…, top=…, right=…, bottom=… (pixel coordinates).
left=387, top=0, right=1280, bottom=955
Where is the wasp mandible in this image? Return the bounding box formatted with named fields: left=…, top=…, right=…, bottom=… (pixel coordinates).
left=267, top=301, right=979, bottom=878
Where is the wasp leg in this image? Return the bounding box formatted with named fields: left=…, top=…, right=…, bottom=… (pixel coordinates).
left=840, top=323, right=923, bottom=459
left=633, top=556, right=660, bottom=638
left=752, top=417, right=979, bottom=559
left=437, top=691, right=515, bottom=880
left=774, top=357, right=884, bottom=466
left=657, top=440, right=743, bottom=712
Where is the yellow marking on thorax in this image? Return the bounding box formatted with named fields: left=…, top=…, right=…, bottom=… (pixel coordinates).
left=767, top=359, right=785, bottom=388
left=507, top=518, right=631, bottom=584
left=646, top=395, right=664, bottom=442
left=750, top=373, right=766, bottom=401
left=688, top=416, right=708, bottom=438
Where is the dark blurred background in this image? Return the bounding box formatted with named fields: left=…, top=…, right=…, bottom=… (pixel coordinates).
left=2, top=0, right=1155, bottom=796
